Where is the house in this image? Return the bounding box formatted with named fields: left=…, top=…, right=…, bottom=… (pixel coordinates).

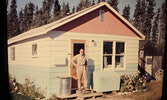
left=8, top=2, right=145, bottom=98
left=138, top=40, right=162, bottom=80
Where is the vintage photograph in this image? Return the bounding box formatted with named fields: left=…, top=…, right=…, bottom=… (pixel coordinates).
left=7, top=0, right=165, bottom=100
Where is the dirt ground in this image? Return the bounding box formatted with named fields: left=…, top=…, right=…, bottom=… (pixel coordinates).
left=87, top=80, right=163, bottom=100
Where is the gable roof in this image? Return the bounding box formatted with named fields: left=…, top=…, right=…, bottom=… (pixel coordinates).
left=8, top=2, right=145, bottom=45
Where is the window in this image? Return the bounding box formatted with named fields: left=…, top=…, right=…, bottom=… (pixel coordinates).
left=99, top=10, right=104, bottom=21
left=32, top=44, right=37, bottom=56
left=115, top=42, right=125, bottom=68
left=103, top=42, right=113, bottom=68
left=103, top=41, right=126, bottom=70
left=11, top=47, right=15, bottom=61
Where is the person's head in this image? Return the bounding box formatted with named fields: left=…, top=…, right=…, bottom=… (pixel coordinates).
left=79, top=48, right=84, bottom=56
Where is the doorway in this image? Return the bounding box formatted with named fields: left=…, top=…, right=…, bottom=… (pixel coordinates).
left=71, top=40, right=86, bottom=89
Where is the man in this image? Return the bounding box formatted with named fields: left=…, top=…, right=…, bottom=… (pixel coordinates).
left=71, top=48, right=88, bottom=91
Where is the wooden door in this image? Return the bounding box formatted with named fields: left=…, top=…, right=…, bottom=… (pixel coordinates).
left=71, top=40, right=87, bottom=89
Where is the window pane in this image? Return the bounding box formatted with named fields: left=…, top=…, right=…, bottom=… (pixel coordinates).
left=103, top=42, right=113, bottom=54
left=11, top=47, right=15, bottom=61
left=103, top=56, right=112, bottom=68
left=115, top=56, right=124, bottom=68
left=32, top=44, right=37, bottom=55
left=116, top=42, right=124, bottom=54
left=100, top=10, right=104, bottom=21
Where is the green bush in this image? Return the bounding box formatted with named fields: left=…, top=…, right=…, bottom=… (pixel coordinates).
left=120, top=72, right=147, bottom=92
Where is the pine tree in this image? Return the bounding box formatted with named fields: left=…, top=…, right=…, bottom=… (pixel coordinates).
left=151, top=8, right=160, bottom=45
left=158, top=2, right=166, bottom=54
left=140, top=0, right=147, bottom=34
left=32, top=6, right=42, bottom=28
left=145, top=0, right=156, bottom=40
left=60, top=2, right=70, bottom=18
left=72, top=6, right=75, bottom=14
left=18, top=9, right=24, bottom=34
left=22, top=4, right=28, bottom=32
left=7, top=0, right=19, bottom=38
left=133, top=0, right=142, bottom=30
left=92, top=0, right=95, bottom=6
left=76, top=0, right=91, bottom=12
left=27, top=2, right=35, bottom=30
left=122, top=5, right=130, bottom=21
left=53, top=0, right=61, bottom=20
left=108, top=0, right=119, bottom=12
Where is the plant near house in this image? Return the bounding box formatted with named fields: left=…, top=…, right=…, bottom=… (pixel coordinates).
left=120, top=70, right=147, bottom=93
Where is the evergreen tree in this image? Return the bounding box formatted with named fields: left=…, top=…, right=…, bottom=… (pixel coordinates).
left=92, top=0, right=95, bottom=6
left=76, top=0, right=91, bottom=12
left=32, top=6, right=42, bottom=28
left=41, top=0, right=54, bottom=25
left=27, top=2, right=35, bottom=30
left=60, top=2, right=70, bottom=18
left=18, top=9, right=24, bottom=34
left=144, top=0, right=156, bottom=40
left=122, top=5, right=130, bottom=21
left=151, top=8, right=160, bottom=45
left=108, top=0, right=119, bottom=12
left=140, top=0, right=147, bottom=34
left=72, top=6, right=75, bottom=14
left=7, top=0, right=19, bottom=38
left=158, top=2, right=166, bottom=54
left=133, top=0, right=142, bottom=30
left=22, top=4, right=28, bottom=32
left=53, top=0, right=61, bottom=20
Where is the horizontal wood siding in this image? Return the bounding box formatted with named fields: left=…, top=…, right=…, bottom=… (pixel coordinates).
left=8, top=37, right=51, bottom=67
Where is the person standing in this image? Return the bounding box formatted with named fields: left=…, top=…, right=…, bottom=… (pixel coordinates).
left=71, top=48, right=88, bottom=91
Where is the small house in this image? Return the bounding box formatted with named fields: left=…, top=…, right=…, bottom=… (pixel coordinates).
left=8, top=2, right=145, bottom=98
left=138, top=40, right=162, bottom=79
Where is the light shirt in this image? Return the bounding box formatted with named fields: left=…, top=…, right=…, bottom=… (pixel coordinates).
left=71, top=54, right=87, bottom=66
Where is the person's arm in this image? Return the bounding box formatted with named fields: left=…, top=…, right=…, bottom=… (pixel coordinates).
left=71, top=55, right=78, bottom=67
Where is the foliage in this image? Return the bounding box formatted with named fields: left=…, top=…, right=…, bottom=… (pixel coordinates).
left=7, top=0, right=19, bottom=39
left=122, top=5, right=131, bottom=21
left=9, top=75, right=45, bottom=99
left=151, top=8, right=160, bottom=45
left=120, top=71, right=147, bottom=92
left=108, top=0, right=119, bottom=12
left=76, top=0, right=91, bottom=12
left=48, top=94, right=58, bottom=100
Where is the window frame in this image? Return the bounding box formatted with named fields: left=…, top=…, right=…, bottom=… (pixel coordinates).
left=102, top=40, right=126, bottom=71
left=10, top=47, right=15, bottom=61
left=103, top=41, right=114, bottom=69
left=99, top=10, right=105, bottom=21
left=32, top=43, right=38, bottom=58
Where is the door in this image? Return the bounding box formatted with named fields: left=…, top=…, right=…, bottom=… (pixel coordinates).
left=71, top=40, right=86, bottom=89
left=145, top=56, right=152, bottom=79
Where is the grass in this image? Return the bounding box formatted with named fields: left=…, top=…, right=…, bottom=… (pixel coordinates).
left=98, top=80, right=163, bottom=100
left=123, top=80, right=163, bottom=100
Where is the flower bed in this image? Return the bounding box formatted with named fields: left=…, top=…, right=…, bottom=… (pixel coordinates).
left=119, top=70, right=147, bottom=93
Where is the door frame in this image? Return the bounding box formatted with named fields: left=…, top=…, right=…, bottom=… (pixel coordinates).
left=70, top=39, right=87, bottom=89
left=70, top=39, right=87, bottom=76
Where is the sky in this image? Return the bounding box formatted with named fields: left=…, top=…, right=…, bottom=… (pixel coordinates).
left=8, top=0, right=165, bottom=19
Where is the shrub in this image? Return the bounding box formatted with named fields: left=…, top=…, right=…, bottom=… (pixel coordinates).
left=120, top=70, right=147, bottom=92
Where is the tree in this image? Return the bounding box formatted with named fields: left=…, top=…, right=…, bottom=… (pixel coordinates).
left=27, top=2, right=35, bottom=30
left=53, top=0, right=61, bottom=20
left=60, top=2, right=70, bottom=18
left=151, top=8, right=160, bottom=45
left=41, top=0, right=54, bottom=25
left=18, top=9, right=24, bottom=34
left=133, top=0, right=142, bottom=30
left=92, top=0, right=95, bottom=5
left=76, top=0, right=91, bottom=12
left=22, top=4, right=28, bottom=32
left=7, top=0, right=19, bottom=38
left=158, top=2, right=166, bottom=54
left=72, top=6, right=75, bottom=14
left=108, top=0, right=119, bottom=12
left=122, top=5, right=131, bottom=21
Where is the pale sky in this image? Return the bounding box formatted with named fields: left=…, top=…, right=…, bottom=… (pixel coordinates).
left=8, top=0, right=165, bottom=19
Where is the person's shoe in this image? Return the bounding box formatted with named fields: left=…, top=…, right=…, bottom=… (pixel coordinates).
left=84, top=87, right=89, bottom=91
